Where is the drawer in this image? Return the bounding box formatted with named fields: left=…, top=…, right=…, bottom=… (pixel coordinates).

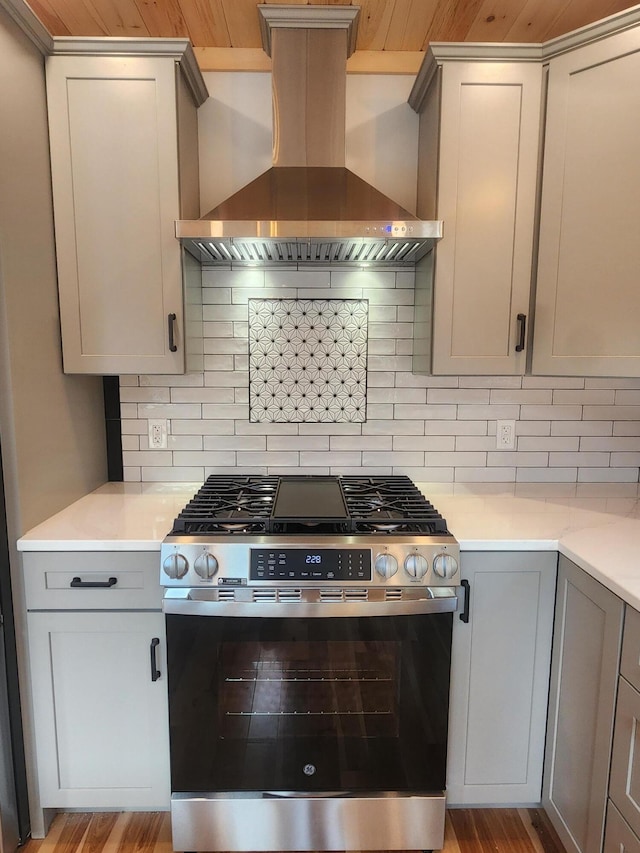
left=622, top=606, right=640, bottom=693
left=605, top=802, right=640, bottom=853
left=23, top=551, right=162, bottom=610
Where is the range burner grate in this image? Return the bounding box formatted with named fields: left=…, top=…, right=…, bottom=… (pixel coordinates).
left=170, top=474, right=449, bottom=536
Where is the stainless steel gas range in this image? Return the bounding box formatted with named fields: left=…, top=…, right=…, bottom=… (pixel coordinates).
left=161, top=475, right=462, bottom=852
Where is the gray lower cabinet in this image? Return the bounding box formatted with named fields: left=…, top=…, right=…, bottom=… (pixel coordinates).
left=543, top=555, right=625, bottom=853
left=605, top=606, right=640, bottom=851
left=23, top=551, right=170, bottom=809
left=447, top=551, right=557, bottom=805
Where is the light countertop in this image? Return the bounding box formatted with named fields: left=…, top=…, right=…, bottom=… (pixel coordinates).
left=16, top=480, right=640, bottom=608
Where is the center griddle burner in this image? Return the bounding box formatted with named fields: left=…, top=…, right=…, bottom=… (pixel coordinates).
left=170, top=475, right=449, bottom=536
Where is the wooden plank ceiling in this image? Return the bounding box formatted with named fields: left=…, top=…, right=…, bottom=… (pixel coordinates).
left=26, top=0, right=640, bottom=71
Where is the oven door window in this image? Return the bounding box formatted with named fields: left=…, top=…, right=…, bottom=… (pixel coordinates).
left=166, top=613, right=451, bottom=794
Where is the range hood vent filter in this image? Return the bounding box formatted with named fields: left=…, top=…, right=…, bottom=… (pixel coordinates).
left=182, top=233, right=442, bottom=267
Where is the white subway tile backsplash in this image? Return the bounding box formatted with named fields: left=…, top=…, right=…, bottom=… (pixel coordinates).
left=395, top=436, right=455, bottom=451
left=139, top=373, right=204, bottom=387
left=332, top=436, right=392, bottom=451
left=456, top=467, right=516, bottom=482
left=611, top=452, right=640, bottom=466
left=587, top=377, right=640, bottom=389
left=395, top=405, right=458, bottom=420
left=580, top=436, right=640, bottom=451
left=363, top=420, right=425, bottom=435
left=172, top=419, right=235, bottom=435
left=171, top=388, right=235, bottom=403
left=552, top=389, right=616, bottom=405
left=584, top=406, right=640, bottom=420
left=487, top=452, right=548, bottom=467
left=118, top=268, right=640, bottom=484
left=458, top=405, right=520, bottom=420
left=614, top=421, right=640, bottom=435
left=578, top=468, right=639, bottom=482
left=518, top=436, right=579, bottom=451
left=549, top=452, right=610, bottom=467
left=523, top=376, right=585, bottom=389
left=203, top=321, right=234, bottom=337
left=300, top=451, right=362, bottom=467
left=490, top=389, right=553, bottom=405
left=363, top=451, right=425, bottom=467
left=515, top=421, right=551, bottom=436
left=121, top=435, right=140, bottom=451
left=268, top=436, right=330, bottom=451
left=203, top=270, right=265, bottom=289
left=203, top=304, right=246, bottom=322
left=615, top=390, right=640, bottom=404
left=460, top=376, right=523, bottom=389
left=367, top=388, right=427, bottom=404
left=427, top=389, right=490, bottom=404
left=552, top=420, right=613, bottom=436
left=203, top=436, right=267, bottom=451
left=516, top=468, right=578, bottom=482
left=521, top=405, right=582, bottom=420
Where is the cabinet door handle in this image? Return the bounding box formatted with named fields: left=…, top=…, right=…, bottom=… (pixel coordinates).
left=460, top=579, right=471, bottom=623
left=167, top=313, right=178, bottom=352
left=515, top=313, right=527, bottom=352
left=70, top=576, right=117, bottom=588
left=150, top=638, right=161, bottom=682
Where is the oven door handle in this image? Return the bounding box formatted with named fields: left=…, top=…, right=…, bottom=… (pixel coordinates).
left=163, top=589, right=459, bottom=618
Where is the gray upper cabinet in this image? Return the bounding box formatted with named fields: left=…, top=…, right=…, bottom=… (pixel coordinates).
left=532, top=26, right=640, bottom=376
left=46, top=40, right=207, bottom=375
left=410, top=47, right=543, bottom=376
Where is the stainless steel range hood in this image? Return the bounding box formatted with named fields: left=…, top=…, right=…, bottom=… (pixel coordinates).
left=177, top=5, right=442, bottom=268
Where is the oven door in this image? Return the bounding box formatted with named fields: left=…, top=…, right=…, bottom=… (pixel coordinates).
left=164, top=592, right=455, bottom=851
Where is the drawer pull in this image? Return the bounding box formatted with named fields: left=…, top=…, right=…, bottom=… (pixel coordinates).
left=150, top=638, right=161, bottom=682
left=70, top=576, right=118, bottom=588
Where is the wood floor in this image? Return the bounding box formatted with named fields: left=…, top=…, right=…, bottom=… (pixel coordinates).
left=19, top=809, right=566, bottom=853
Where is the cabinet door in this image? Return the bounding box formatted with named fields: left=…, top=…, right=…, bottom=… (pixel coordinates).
left=543, top=555, right=624, bottom=853
left=27, top=610, right=170, bottom=808
left=47, top=55, right=185, bottom=374
left=447, top=551, right=556, bottom=805
left=532, top=29, right=640, bottom=376
left=610, top=676, right=640, bottom=837
left=430, top=61, right=542, bottom=375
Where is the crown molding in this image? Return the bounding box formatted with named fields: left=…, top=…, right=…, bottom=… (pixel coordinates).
left=258, top=4, right=360, bottom=58
left=0, top=0, right=53, bottom=54
left=50, top=36, right=208, bottom=105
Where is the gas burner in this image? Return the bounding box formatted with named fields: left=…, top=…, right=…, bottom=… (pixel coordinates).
left=168, top=474, right=450, bottom=537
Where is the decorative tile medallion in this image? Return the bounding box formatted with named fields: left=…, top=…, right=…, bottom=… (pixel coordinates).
left=248, top=298, right=368, bottom=423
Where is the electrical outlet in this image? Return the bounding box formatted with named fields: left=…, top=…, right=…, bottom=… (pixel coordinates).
left=148, top=419, right=168, bottom=449
left=496, top=419, right=516, bottom=451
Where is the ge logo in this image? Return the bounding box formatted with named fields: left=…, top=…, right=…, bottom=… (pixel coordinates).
left=303, top=764, right=316, bottom=776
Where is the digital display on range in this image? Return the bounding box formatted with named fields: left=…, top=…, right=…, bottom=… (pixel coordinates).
left=250, top=549, right=371, bottom=581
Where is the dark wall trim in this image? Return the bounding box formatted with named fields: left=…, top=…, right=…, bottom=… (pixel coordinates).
left=103, top=377, right=123, bottom=482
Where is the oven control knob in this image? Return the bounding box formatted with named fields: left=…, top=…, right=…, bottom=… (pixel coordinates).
left=404, top=553, right=428, bottom=579
left=194, top=552, right=219, bottom=579
left=374, top=553, right=398, bottom=579
left=162, top=553, right=189, bottom=579
left=433, top=553, right=459, bottom=579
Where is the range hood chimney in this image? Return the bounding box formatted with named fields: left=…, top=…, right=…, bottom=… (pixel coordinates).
left=177, top=4, right=442, bottom=267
